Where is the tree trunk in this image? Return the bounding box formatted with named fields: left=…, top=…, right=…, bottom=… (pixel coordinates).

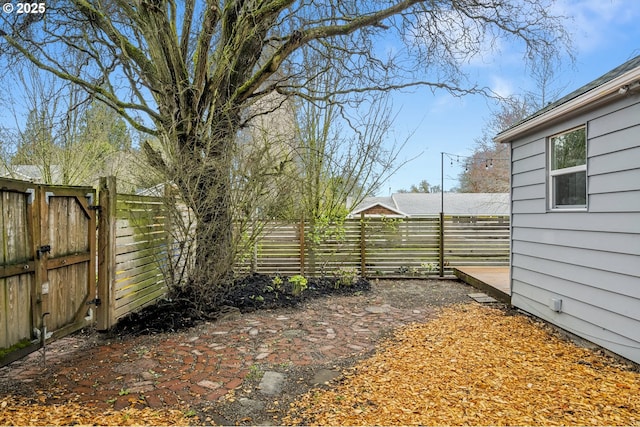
left=191, top=177, right=235, bottom=307
left=172, top=130, right=237, bottom=309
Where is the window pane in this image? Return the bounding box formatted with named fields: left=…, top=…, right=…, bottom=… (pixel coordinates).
left=551, top=127, right=586, bottom=170
left=553, top=171, right=586, bottom=207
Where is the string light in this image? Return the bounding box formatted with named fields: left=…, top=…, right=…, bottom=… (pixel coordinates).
left=442, top=152, right=508, bottom=172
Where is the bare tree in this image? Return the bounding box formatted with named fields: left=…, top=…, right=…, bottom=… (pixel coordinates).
left=278, top=48, right=407, bottom=274
left=288, top=59, right=405, bottom=223
left=234, top=91, right=299, bottom=221
left=5, top=64, right=70, bottom=184
left=458, top=49, right=569, bottom=193
left=3, top=63, right=133, bottom=185
left=1, top=0, right=571, bottom=306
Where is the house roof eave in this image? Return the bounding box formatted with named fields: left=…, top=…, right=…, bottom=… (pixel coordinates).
left=495, top=66, right=640, bottom=143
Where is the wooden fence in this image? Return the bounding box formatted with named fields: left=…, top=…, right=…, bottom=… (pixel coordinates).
left=2, top=174, right=511, bottom=362
left=1, top=176, right=171, bottom=362
left=1, top=178, right=97, bottom=366
left=97, top=176, right=170, bottom=330
left=237, top=215, right=510, bottom=277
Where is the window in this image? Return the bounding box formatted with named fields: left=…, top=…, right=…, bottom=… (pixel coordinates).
left=549, top=126, right=587, bottom=209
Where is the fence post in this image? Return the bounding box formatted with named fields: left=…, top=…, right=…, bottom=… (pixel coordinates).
left=97, top=176, right=117, bottom=330
left=252, top=239, right=258, bottom=273
left=360, top=213, right=367, bottom=277
left=30, top=185, right=45, bottom=341
left=299, top=218, right=305, bottom=275
left=439, top=212, right=445, bottom=277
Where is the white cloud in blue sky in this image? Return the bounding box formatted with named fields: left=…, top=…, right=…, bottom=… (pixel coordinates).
left=555, top=0, right=640, bottom=54
left=489, top=76, right=515, bottom=99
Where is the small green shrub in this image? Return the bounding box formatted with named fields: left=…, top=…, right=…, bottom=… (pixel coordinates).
left=288, top=274, right=308, bottom=296
left=420, top=262, right=438, bottom=275
left=246, top=364, right=263, bottom=381
left=271, top=275, right=283, bottom=289
left=334, top=267, right=358, bottom=288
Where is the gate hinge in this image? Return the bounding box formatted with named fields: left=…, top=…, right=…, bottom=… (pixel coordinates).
left=85, top=192, right=95, bottom=207
left=26, top=188, right=35, bottom=204
left=37, top=245, right=51, bottom=259
left=86, top=298, right=102, bottom=306
left=45, top=191, right=55, bottom=204
left=89, top=205, right=102, bottom=212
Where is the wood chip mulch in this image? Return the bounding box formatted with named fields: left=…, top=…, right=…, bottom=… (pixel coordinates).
left=1, top=303, right=638, bottom=426
left=284, top=303, right=640, bottom=426
left=0, top=395, right=196, bottom=426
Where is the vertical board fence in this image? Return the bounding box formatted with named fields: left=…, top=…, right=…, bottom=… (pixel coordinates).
left=1, top=178, right=97, bottom=366
left=0, top=180, right=35, bottom=364
left=236, top=215, right=510, bottom=277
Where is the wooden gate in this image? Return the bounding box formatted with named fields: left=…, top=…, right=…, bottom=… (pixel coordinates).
left=0, top=178, right=97, bottom=366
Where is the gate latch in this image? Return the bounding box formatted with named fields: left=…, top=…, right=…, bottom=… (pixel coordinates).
left=37, top=245, right=51, bottom=259
left=86, top=298, right=102, bottom=306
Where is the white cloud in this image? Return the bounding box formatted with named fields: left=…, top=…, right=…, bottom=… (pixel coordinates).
left=552, top=0, right=640, bottom=54
left=426, top=95, right=455, bottom=114
left=490, top=76, right=514, bottom=99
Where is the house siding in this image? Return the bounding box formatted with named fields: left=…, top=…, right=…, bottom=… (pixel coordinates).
left=509, top=93, right=640, bottom=364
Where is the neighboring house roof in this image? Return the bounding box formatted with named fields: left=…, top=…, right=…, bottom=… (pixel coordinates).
left=349, top=193, right=510, bottom=217
left=135, top=181, right=181, bottom=197
left=495, top=54, right=640, bottom=143
left=136, top=182, right=166, bottom=197
left=0, top=165, right=64, bottom=183
left=349, top=196, right=405, bottom=216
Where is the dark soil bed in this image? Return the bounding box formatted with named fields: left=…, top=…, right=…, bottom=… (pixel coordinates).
left=111, top=273, right=370, bottom=335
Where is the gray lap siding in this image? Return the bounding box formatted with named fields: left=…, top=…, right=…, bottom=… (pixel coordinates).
left=509, top=94, right=640, bottom=363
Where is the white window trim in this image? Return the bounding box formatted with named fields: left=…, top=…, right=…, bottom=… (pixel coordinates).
left=549, top=164, right=586, bottom=178
left=548, top=127, right=588, bottom=211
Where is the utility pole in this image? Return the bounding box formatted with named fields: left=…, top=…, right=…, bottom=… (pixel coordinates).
left=439, top=152, right=444, bottom=277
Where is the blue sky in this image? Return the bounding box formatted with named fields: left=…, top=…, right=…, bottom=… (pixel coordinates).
left=383, top=0, right=640, bottom=194
left=2, top=1, right=638, bottom=195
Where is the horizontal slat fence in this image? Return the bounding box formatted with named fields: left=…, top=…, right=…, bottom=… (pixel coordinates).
left=113, top=194, right=168, bottom=320
left=363, top=217, right=440, bottom=276
left=237, top=222, right=302, bottom=275
left=444, top=216, right=510, bottom=268
left=237, top=215, right=510, bottom=277
left=3, top=173, right=511, bottom=337
left=304, top=220, right=362, bottom=276
left=98, top=177, right=170, bottom=329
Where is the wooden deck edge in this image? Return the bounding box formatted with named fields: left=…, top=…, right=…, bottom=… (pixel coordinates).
left=453, top=268, right=512, bottom=304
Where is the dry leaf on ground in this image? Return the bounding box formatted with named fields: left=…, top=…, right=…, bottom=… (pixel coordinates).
left=0, top=398, right=195, bottom=426
left=284, top=303, right=640, bottom=426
